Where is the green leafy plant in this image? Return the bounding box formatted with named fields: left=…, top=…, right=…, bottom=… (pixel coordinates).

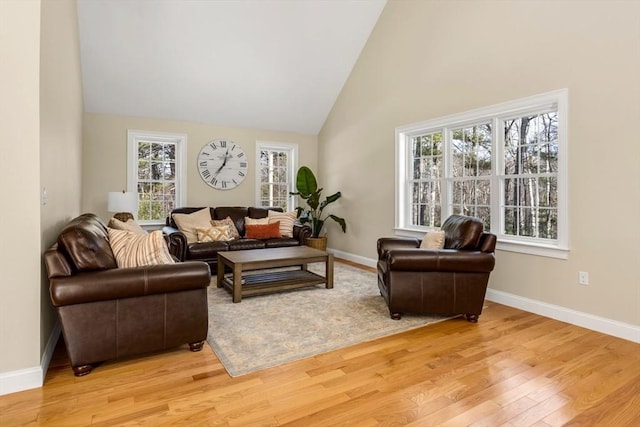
left=290, top=166, right=346, bottom=238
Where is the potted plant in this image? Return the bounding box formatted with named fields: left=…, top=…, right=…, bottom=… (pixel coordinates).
left=290, top=166, right=346, bottom=251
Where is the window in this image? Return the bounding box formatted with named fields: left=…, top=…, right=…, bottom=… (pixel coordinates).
left=127, top=130, right=186, bottom=225
left=255, top=141, right=298, bottom=211
left=396, top=89, right=568, bottom=258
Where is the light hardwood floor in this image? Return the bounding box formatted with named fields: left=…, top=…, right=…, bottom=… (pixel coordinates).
left=2, top=262, right=639, bottom=426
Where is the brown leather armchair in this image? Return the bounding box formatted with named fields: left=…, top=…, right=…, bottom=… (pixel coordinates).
left=44, top=214, right=212, bottom=376
left=377, top=215, right=496, bottom=322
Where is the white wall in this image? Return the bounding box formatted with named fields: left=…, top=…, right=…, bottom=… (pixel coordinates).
left=0, top=0, right=84, bottom=395
left=39, top=0, right=84, bottom=353
left=319, top=0, right=640, bottom=328
left=0, top=0, right=43, bottom=390
left=82, top=113, right=318, bottom=220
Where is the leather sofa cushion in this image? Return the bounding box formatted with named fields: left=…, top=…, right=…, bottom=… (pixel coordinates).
left=248, top=206, right=279, bottom=218
left=442, top=215, right=484, bottom=250
left=265, top=237, right=300, bottom=248
left=188, top=241, right=229, bottom=259
left=228, top=239, right=266, bottom=250
left=57, top=213, right=117, bottom=272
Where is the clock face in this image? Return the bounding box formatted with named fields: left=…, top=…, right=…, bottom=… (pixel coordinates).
left=197, top=139, right=248, bottom=190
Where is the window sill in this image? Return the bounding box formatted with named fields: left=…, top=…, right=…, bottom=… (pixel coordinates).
left=394, top=227, right=569, bottom=259
left=496, top=240, right=569, bottom=260
left=139, top=222, right=165, bottom=231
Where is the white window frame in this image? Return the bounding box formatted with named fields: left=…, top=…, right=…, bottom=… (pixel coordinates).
left=395, top=89, right=569, bottom=259
left=127, top=130, right=187, bottom=225
left=255, top=141, right=298, bottom=211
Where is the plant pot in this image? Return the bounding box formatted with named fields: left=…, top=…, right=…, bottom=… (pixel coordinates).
left=305, top=236, right=327, bottom=251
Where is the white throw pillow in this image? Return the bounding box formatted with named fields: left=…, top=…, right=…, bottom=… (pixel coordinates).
left=108, top=228, right=175, bottom=268
left=420, top=230, right=445, bottom=249
left=267, top=210, right=297, bottom=237
left=172, top=208, right=212, bottom=244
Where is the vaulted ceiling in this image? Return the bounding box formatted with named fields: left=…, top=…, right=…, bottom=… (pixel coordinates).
left=77, top=0, right=387, bottom=135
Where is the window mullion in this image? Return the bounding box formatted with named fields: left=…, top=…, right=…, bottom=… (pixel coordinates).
left=442, top=127, right=452, bottom=222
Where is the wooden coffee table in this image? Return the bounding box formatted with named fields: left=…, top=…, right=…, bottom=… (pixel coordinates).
left=216, top=246, right=334, bottom=302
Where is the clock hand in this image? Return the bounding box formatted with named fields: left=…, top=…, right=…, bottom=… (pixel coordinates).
left=214, top=149, right=230, bottom=176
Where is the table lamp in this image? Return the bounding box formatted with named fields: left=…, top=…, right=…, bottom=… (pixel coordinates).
left=108, top=191, right=138, bottom=222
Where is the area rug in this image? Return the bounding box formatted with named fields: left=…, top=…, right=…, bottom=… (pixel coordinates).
left=206, top=262, right=454, bottom=377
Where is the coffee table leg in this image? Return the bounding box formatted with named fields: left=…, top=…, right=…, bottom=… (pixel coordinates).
left=232, top=263, right=243, bottom=303
left=216, top=255, right=225, bottom=288
left=326, top=253, right=334, bottom=289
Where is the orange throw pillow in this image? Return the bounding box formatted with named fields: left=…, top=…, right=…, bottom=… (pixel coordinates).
left=245, top=221, right=281, bottom=239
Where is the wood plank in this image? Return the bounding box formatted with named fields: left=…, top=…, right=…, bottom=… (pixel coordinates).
left=1, top=260, right=639, bottom=426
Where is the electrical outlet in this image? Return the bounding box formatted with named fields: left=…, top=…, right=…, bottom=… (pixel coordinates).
left=579, top=271, right=589, bottom=285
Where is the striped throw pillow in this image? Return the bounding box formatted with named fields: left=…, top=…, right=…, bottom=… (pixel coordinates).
left=267, top=210, right=297, bottom=237
left=108, top=228, right=175, bottom=268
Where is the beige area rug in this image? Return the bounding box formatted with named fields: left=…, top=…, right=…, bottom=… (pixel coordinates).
left=206, top=262, right=454, bottom=377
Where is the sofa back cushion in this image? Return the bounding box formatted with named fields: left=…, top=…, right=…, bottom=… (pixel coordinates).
left=441, top=215, right=484, bottom=250
left=213, top=206, right=283, bottom=237
left=57, top=213, right=117, bottom=271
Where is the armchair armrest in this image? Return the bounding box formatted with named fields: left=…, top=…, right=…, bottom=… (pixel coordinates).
left=386, top=249, right=495, bottom=273
left=377, top=237, right=421, bottom=260
left=163, top=226, right=188, bottom=261
left=293, top=223, right=312, bottom=244
left=50, top=261, right=211, bottom=307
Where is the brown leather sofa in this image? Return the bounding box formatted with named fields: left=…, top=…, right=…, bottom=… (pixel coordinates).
left=377, top=215, right=496, bottom=322
left=44, top=213, right=211, bottom=376
left=163, top=206, right=312, bottom=271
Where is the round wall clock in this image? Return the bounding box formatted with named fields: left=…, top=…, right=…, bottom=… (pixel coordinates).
left=197, top=139, right=248, bottom=190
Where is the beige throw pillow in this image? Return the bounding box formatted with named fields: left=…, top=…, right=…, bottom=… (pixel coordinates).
left=108, top=217, right=147, bottom=235
left=108, top=228, right=175, bottom=268
left=420, top=230, right=445, bottom=249
left=267, top=210, right=297, bottom=237
left=172, top=208, right=212, bottom=243
left=245, top=216, right=269, bottom=225
left=210, top=216, right=240, bottom=239
left=197, top=226, right=233, bottom=242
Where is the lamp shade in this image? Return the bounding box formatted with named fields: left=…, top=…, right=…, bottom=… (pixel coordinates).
left=107, top=191, right=138, bottom=215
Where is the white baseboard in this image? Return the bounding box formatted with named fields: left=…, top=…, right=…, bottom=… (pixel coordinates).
left=0, top=322, right=60, bottom=396
left=485, top=289, right=639, bottom=343
left=330, top=248, right=640, bottom=344
left=328, top=247, right=377, bottom=269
